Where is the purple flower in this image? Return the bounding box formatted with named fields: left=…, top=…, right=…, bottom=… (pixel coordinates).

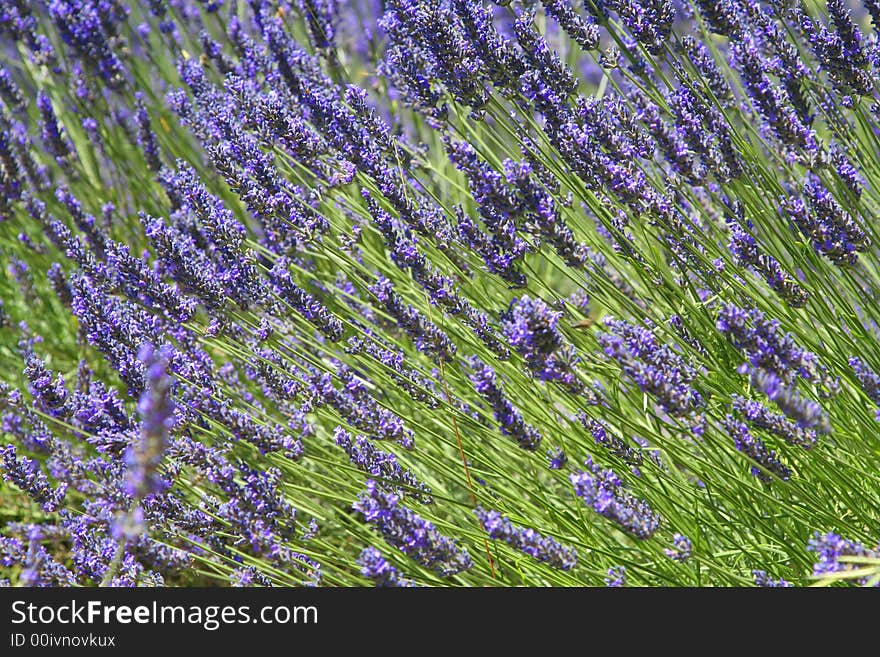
left=807, top=532, right=880, bottom=586
left=581, top=416, right=643, bottom=469
left=501, top=296, right=583, bottom=393
left=124, top=344, right=174, bottom=501
left=731, top=36, right=818, bottom=153
left=0, top=1, right=56, bottom=66
left=381, top=0, right=488, bottom=114
left=334, top=427, right=432, bottom=502
left=716, top=304, right=835, bottom=391
left=605, top=565, right=626, bottom=587
left=727, top=220, right=808, bottom=308
left=268, top=258, right=344, bottom=340
left=1, top=529, right=75, bottom=586
left=749, top=369, right=830, bottom=435
left=752, top=570, right=792, bottom=587
left=782, top=179, right=869, bottom=266
left=540, top=0, right=599, bottom=51
left=48, top=0, right=126, bottom=88
left=295, top=0, right=338, bottom=50
left=547, top=447, right=568, bottom=470
left=468, top=357, right=543, bottom=451
left=0, top=445, right=67, bottom=512
left=358, top=547, right=418, bottom=587
left=601, top=0, right=674, bottom=53
left=569, top=457, right=660, bottom=539
left=664, top=533, right=693, bottom=562
left=721, top=415, right=791, bottom=482
left=369, top=276, right=456, bottom=362
left=598, top=318, right=704, bottom=431
left=346, top=337, right=440, bottom=408
left=353, top=480, right=472, bottom=576
left=677, top=35, right=733, bottom=106
left=514, top=12, right=578, bottom=99
left=849, top=357, right=880, bottom=413
left=134, top=92, right=162, bottom=172
left=0, top=65, right=23, bottom=109
left=799, top=0, right=871, bottom=96
left=475, top=507, right=578, bottom=570
left=36, top=91, right=74, bottom=166
left=23, top=353, right=71, bottom=419
left=732, top=395, right=818, bottom=449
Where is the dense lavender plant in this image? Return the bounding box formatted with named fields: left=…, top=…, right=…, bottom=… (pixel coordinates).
left=2, top=0, right=880, bottom=592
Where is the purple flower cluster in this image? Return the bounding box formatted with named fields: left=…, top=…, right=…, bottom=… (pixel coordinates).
left=334, top=427, right=432, bottom=502
left=848, top=357, right=880, bottom=415
left=602, top=0, right=675, bottom=53
left=48, top=0, right=126, bottom=89
left=369, top=276, right=457, bottom=362
left=36, top=91, right=74, bottom=167
left=598, top=318, right=704, bottom=432
left=468, top=357, right=543, bottom=451
left=605, top=565, right=626, bottom=587
left=501, top=296, right=583, bottom=393
left=732, top=395, right=818, bottom=449
left=124, top=344, right=174, bottom=501
left=353, top=480, right=473, bottom=576
left=807, top=532, right=880, bottom=586
left=716, top=304, right=835, bottom=391
left=782, top=179, right=869, bottom=266
left=721, top=415, right=791, bottom=483
left=0, top=530, right=76, bottom=586
left=0, top=445, right=67, bottom=512
left=581, top=416, right=644, bottom=470
left=727, top=221, right=808, bottom=308
left=748, top=369, right=831, bottom=435
left=752, top=570, right=792, bottom=587
left=346, top=337, right=440, bottom=408
left=475, top=507, right=578, bottom=571
left=664, top=533, right=693, bottom=563
left=569, top=457, right=661, bottom=539
left=357, top=547, right=418, bottom=587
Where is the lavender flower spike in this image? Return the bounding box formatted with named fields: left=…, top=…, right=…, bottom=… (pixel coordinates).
left=664, top=534, right=693, bottom=562
left=353, top=480, right=472, bottom=576
left=333, top=427, right=432, bottom=502
left=475, top=507, right=578, bottom=570
left=605, top=565, right=626, bottom=587
left=468, top=357, right=543, bottom=451
left=569, top=457, right=660, bottom=539
left=0, top=445, right=67, bottom=512
left=807, top=532, right=880, bottom=586
left=358, top=547, right=418, bottom=587
left=501, top=295, right=584, bottom=394
left=598, top=318, right=704, bottom=431
left=124, top=344, right=174, bottom=500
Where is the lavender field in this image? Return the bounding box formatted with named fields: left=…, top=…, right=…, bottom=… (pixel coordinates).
left=0, top=0, right=879, bottom=587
